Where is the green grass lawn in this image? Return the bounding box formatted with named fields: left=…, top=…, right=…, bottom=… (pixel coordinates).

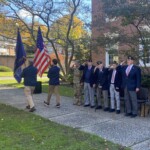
left=0, top=72, right=47, bottom=77
left=42, top=82, right=74, bottom=97
left=0, top=72, right=13, bottom=77
left=0, top=79, right=24, bottom=88
left=0, top=104, right=129, bottom=150
left=0, top=71, right=73, bottom=97
left=0, top=73, right=130, bottom=149
left=0, top=79, right=74, bottom=97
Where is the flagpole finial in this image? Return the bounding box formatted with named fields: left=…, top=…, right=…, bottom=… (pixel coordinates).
left=16, top=23, right=19, bottom=28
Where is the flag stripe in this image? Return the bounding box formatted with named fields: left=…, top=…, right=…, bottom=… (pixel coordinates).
left=33, top=48, right=40, bottom=62
left=36, top=52, right=49, bottom=70
left=39, top=56, right=49, bottom=72
left=34, top=50, right=45, bottom=67
left=39, top=63, right=49, bottom=77
left=33, top=27, right=51, bottom=77
left=36, top=55, right=46, bottom=71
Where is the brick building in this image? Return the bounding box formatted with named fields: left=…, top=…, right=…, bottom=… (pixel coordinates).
left=0, top=36, right=15, bottom=56
left=91, top=0, right=150, bottom=67
left=0, top=36, right=15, bottom=69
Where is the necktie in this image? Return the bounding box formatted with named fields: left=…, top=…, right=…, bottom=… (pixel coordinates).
left=126, top=66, right=130, bottom=76
left=88, top=66, right=92, bottom=70
left=111, top=70, right=115, bottom=83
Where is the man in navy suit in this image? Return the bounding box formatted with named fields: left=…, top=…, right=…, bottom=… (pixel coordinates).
left=21, top=60, right=38, bottom=112
left=79, top=59, right=95, bottom=108
left=108, top=61, right=122, bottom=114
left=120, top=56, right=141, bottom=118
left=94, top=61, right=109, bottom=111
left=44, top=59, right=61, bottom=108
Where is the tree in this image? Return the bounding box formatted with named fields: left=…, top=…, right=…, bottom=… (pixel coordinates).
left=49, top=15, right=89, bottom=74
left=0, top=0, right=91, bottom=80
left=0, top=15, right=38, bottom=53
left=94, top=0, right=150, bottom=73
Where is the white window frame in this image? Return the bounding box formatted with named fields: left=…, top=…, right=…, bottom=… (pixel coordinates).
left=139, top=44, right=150, bottom=67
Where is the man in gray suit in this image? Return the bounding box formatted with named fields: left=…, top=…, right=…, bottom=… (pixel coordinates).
left=79, top=60, right=95, bottom=108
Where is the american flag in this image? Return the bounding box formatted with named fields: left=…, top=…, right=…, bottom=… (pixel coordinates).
left=33, top=27, right=50, bottom=77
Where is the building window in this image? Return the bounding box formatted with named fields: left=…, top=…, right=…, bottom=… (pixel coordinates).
left=106, top=43, right=119, bottom=65
left=109, top=50, right=119, bottom=64
left=141, top=52, right=150, bottom=64
left=139, top=44, right=150, bottom=66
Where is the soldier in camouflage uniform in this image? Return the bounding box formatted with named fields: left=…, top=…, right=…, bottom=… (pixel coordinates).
left=72, top=60, right=82, bottom=106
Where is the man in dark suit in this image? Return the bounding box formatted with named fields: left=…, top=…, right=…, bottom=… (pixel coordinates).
left=94, top=61, right=109, bottom=111
left=79, top=59, right=95, bottom=108
left=108, top=61, right=122, bottom=114
left=21, top=60, right=38, bottom=112
left=44, top=59, right=61, bottom=108
left=120, top=56, right=141, bottom=118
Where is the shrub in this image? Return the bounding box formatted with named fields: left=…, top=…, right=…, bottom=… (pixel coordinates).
left=0, top=66, right=12, bottom=72
left=141, top=75, right=150, bottom=88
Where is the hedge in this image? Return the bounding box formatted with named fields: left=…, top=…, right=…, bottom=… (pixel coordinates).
left=0, top=66, right=12, bottom=72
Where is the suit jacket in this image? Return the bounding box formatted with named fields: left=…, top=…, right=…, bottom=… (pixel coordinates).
left=47, top=65, right=60, bottom=85
left=108, top=67, right=122, bottom=91
left=94, top=67, right=109, bottom=90
left=21, top=65, right=38, bottom=86
left=119, top=65, right=141, bottom=91
left=79, top=65, right=95, bottom=87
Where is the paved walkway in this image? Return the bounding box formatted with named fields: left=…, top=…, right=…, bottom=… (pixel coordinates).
left=0, top=86, right=150, bottom=150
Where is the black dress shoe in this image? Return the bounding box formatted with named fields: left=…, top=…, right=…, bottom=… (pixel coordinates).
left=109, top=109, right=115, bottom=112
left=116, top=110, right=120, bottom=114
left=29, top=107, right=36, bottom=112
left=26, top=105, right=30, bottom=109
left=104, top=107, right=109, bottom=111
left=90, top=105, right=95, bottom=108
left=44, top=101, right=50, bottom=106
left=95, top=106, right=102, bottom=109
left=56, top=103, right=60, bottom=108
left=125, top=113, right=132, bottom=117
left=131, top=114, right=137, bottom=118
left=84, top=104, right=90, bottom=107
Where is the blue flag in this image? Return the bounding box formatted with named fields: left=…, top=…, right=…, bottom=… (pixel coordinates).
left=14, top=29, right=26, bottom=83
